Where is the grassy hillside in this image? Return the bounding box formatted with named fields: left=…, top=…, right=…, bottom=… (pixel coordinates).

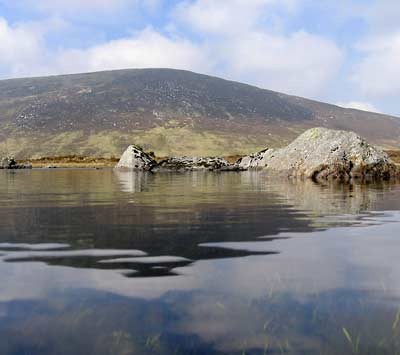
left=0, top=68, right=399, bottom=158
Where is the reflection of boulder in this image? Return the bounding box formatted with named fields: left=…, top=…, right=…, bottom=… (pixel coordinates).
left=271, top=181, right=377, bottom=215
left=239, top=128, right=397, bottom=181
left=240, top=172, right=389, bottom=216
left=115, top=145, right=156, bottom=170
left=114, top=170, right=150, bottom=193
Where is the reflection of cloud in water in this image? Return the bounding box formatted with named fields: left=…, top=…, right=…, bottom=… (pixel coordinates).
left=0, top=243, right=70, bottom=251
left=2, top=208, right=400, bottom=353
left=1, top=278, right=399, bottom=354
left=168, top=287, right=400, bottom=354
left=2, top=213, right=400, bottom=302
left=197, top=212, right=400, bottom=300
left=165, top=213, right=400, bottom=353
left=3, top=248, right=146, bottom=261
left=0, top=258, right=203, bottom=302
left=114, top=170, right=150, bottom=193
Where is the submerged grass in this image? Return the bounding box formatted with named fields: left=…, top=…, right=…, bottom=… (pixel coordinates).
left=342, top=327, right=360, bottom=354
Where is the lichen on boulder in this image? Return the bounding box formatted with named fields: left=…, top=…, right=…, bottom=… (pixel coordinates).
left=115, top=145, right=156, bottom=171
left=238, top=127, right=398, bottom=181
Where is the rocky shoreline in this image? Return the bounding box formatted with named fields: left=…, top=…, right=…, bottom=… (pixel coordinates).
left=115, top=128, right=399, bottom=181
left=2, top=127, right=399, bottom=181
left=115, top=145, right=246, bottom=172
left=152, top=156, right=244, bottom=172
left=0, top=157, right=32, bottom=170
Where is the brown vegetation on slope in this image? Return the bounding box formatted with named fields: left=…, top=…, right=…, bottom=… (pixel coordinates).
left=1, top=69, right=399, bottom=158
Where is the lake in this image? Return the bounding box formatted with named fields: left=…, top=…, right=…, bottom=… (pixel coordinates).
left=1, top=169, right=400, bottom=354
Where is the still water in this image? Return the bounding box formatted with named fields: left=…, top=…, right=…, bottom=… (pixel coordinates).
left=1, top=169, right=400, bottom=354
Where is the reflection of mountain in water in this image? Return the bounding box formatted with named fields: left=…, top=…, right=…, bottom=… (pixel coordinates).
left=1, top=170, right=399, bottom=278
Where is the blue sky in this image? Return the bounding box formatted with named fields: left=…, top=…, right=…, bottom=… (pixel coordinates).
left=0, top=0, right=399, bottom=116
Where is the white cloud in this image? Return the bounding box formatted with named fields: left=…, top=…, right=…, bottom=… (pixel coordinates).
left=0, top=18, right=212, bottom=79
left=54, top=28, right=212, bottom=74
left=174, top=0, right=299, bottom=35
left=217, top=30, right=344, bottom=96
left=346, top=1, right=400, bottom=101
left=336, top=101, right=380, bottom=113
left=53, top=25, right=343, bottom=98
left=0, top=18, right=46, bottom=77
left=173, top=0, right=343, bottom=97
left=352, top=32, right=400, bottom=97
left=362, top=0, right=400, bottom=34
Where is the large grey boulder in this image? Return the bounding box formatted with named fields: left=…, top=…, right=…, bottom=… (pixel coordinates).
left=239, top=127, right=398, bottom=181
left=115, top=145, right=156, bottom=170
left=153, top=156, right=239, bottom=172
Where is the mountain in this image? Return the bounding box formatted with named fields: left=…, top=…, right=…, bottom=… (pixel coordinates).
left=0, top=68, right=399, bottom=158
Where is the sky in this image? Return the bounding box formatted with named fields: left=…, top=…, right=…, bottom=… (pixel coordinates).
left=0, top=0, right=399, bottom=116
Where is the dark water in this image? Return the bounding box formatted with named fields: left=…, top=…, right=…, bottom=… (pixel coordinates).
left=1, top=169, right=400, bottom=354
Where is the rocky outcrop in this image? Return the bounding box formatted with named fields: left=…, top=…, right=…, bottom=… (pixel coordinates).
left=116, top=128, right=397, bottom=180
left=238, top=128, right=398, bottom=181
left=115, top=145, right=244, bottom=172
left=237, top=148, right=273, bottom=170
left=153, top=156, right=241, bottom=172
left=0, top=157, right=32, bottom=169
left=115, top=145, right=156, bottom=170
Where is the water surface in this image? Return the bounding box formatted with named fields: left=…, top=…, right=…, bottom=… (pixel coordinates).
left=1, top=169, right=400, bottom=354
